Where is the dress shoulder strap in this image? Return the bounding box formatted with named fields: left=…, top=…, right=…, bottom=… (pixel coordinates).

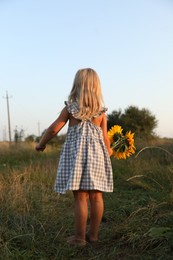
left=65, top=101, right=79, bottom=119
left=93, top=107, right=108, bottom=117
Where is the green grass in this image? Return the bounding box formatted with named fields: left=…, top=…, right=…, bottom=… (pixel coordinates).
left=0, top=140, right=173, bottom=259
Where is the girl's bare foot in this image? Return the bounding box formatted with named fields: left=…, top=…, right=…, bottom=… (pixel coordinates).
left=67, top=236, right=86, bottom=247
left=86, top=232, right=99, bottom=244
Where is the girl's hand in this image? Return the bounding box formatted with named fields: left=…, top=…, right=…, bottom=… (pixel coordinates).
left=109, top=148, right=113, bottom=156
left=35, top=144, right=46, bottom=152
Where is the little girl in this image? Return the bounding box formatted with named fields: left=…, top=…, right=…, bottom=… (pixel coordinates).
left=35, top=68, right=113, bottom=246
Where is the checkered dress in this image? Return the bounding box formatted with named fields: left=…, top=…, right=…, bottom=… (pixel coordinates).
left=54, top=101, right=113, bottom=194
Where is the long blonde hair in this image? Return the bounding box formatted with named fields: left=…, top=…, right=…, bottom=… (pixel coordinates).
left=68, top=68, right=104, bottom=120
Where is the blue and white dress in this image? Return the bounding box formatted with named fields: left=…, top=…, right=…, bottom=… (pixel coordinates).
left=54, top=101, right=113, bottom=194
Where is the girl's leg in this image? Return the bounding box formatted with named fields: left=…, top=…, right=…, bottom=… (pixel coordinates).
left=72, top=190, right=89, bottom=242
left=88, top=190, right=104, bottom=242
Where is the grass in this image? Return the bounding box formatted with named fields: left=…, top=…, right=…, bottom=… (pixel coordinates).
left=0, top=140, right=173, bottom=259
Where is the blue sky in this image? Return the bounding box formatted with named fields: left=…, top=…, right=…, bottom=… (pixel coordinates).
left=0, top=0, right=173, bottom=141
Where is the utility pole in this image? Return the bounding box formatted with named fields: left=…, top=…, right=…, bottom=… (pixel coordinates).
left=38, top=121, right=41, bottom=136
left=3, top=91, right=12, bottom=143
left=3, top=126, right=7, bottom=141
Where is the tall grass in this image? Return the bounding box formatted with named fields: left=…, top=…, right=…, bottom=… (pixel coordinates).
left=0, top=140, right=173, bottom=259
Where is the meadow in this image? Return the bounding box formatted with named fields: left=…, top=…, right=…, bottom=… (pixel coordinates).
left=0, top=139, right=173, bottom=260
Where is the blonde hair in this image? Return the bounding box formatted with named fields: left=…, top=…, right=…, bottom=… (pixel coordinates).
left=68, top=68, right=104, bottom=120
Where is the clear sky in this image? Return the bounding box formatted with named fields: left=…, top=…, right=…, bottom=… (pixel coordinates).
left=0, top=0, right=173, bottom=141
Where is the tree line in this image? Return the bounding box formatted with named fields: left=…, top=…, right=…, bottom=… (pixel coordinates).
left=22, top=105, right=158, bottom=144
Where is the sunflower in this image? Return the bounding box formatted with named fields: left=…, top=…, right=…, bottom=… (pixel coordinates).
left=108, top=125, right=136, bottom=159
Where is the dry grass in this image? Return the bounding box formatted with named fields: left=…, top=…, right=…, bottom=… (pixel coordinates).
left=0, top=140, right=173, bottom=259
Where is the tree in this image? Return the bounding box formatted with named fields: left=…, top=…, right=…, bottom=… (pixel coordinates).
left=107, top=109, right=123, bottom=130
left=107, top=106, right=158, bottom=139
left=25, top=135, right=37, bottom=142
left=34, top=129, right=66, bottom=146
left=14, top=126, right=25, bottom=142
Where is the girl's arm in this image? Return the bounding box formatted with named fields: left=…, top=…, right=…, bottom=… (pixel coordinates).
left=35, top=106, right=69, bottom=151
left=100, top=113, right=113, bottom=156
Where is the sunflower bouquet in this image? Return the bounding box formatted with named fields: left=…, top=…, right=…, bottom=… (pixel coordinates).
left=108, top=125, right=136, bottom=159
